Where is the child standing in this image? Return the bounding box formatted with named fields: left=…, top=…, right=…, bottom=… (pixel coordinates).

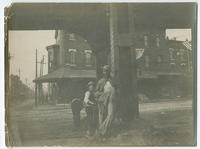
left=84, top=81, right=98, bottom=136
left=71, top=98, right=82, bottom=131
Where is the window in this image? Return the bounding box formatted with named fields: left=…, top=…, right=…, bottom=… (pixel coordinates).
left=169, top=48, right=176, bottom=65
left=68, top=49, right=76, bottom=65
left=145, top=55, right=150, bottom=68
left=144, top=35, right=148, bottom=47
left=48, top=50, right=54, bottom=69
left=156, top=35, right=160, bottom=48
left=69, top=33, right=75, bottom=40
left=84, top=50, right=92, bottom=66
left=169, top=48, right=175, bottom=61
left=49, top=61, right=52, bottom=68
left=49, top=50, right=54, bottom=61
left=157, top=55, right=162, bottom=63
left=180, top=49, right=186, bottom=66
left=180, top=49, right=185, bottom=61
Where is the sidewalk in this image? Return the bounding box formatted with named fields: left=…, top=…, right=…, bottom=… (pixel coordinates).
left=140, top=99, right=192, bottom=112
left=56, top=98, right=192, bottom=111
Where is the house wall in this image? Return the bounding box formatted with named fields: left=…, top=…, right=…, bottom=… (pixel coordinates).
left=138, top=75, right=192, bottom=100
left=107, top=28, right=192, bottom=99
left=46, top=30, right=96, bottom=104
left=55, top=30, right=96, bottom=70
left=134, top=32, right=192, bottom=99
left=135, top=33, right=190, bottom=77
left=56, top=79, right=96, bottom=103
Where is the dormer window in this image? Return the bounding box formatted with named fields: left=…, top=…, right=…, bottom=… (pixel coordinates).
left=85, top=50, right=92, bottom=66
left=68, top=49, right=77, bottom=66
left=69, top=33, right=75, bottom=40
left=144, top=35, right=148, bottom=47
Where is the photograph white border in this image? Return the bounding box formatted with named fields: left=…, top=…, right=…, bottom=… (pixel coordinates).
left=0, top=0, right=198, bottom=149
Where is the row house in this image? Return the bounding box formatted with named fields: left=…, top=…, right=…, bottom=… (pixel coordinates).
left=134, top=32, right=192, bottom=99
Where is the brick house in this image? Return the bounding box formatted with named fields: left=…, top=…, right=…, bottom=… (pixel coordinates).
left=134, top=32, right=192, bottom=99
left=36, top=30, right=96, bottom=104
left=35, top=30, right=192, bottom=103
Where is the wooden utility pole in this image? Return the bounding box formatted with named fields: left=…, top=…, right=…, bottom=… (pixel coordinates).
left=35, top=49, right=38, bottom=106
left=38, top=55, right=45, bottom=104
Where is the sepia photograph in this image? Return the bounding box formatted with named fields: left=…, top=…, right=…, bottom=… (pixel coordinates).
left=4, top=3, right=197, bottom=147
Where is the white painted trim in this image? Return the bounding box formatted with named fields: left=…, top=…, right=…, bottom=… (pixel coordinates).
left=84, top=50, right=92, bottom=53
left=68, top=49, right=77, bottom=52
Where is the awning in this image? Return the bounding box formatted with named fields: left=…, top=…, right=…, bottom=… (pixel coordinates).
left=33, top=67, right=96, bottom=83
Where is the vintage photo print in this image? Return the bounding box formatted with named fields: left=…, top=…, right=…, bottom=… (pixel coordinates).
left=4, top=3, right=197, bottom=146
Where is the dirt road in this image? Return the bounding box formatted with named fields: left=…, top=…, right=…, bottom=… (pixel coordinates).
left=7, top=99, right=194, bottom=146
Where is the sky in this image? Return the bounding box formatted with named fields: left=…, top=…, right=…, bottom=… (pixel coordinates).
left=8, top=29, right=191, bottom=88
left=166, top=29, right=191, bottom=41
left=9, top=30, right=55, bottom=88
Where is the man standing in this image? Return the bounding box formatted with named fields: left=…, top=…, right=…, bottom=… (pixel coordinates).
left=95, top=65, right=116, bottom=138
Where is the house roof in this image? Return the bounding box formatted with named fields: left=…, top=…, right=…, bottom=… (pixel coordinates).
left=165, top=40, right=192, bottom=50
left=136, top=39, right=192, bottom=51
left=46, top=44, right=59, bottom=50
left=33, top=67, right=96, bottom=83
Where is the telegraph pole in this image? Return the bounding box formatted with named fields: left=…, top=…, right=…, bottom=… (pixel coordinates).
left=38, top=55, right=45, bottom=105
left=35, top=49, right=38, bottom=106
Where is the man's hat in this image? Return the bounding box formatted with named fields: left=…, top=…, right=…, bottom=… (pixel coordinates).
left=87, top=81, right=94, bottom=87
